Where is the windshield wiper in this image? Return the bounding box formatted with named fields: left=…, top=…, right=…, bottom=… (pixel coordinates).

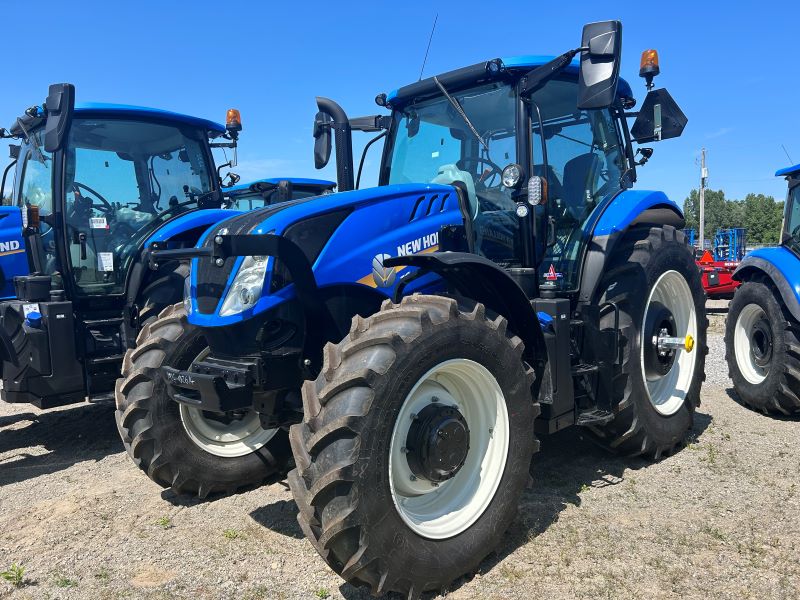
left=432, top=76, right=488, bottom=152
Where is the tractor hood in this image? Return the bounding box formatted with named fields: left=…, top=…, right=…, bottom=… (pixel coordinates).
left=189, top=183, right=462, bottom=326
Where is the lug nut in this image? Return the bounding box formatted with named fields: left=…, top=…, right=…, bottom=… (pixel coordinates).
left=410, top=474, right=417, bottom=481
left=214, top=235, right=223, bottom=245
left=431, top=396, right=439, bottom=403
left=215, top=258, right=224, bottom=267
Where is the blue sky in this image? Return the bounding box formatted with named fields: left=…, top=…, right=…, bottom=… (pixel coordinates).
left=2, top=0, right=798, bottom=205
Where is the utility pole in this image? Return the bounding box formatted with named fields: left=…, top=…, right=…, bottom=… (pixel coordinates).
left=699, top=148, right=707, bottom=251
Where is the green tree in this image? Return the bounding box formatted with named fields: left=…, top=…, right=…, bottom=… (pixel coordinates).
left=683, top=188, right=784, bottom=246
left=743, top=193, right=783, bottom=244
left=683, top=188, right=743, bottom=239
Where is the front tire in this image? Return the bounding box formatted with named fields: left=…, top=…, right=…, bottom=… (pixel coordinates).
left=725, top=279, right=800, bottom=415
left=115, top=303, right=291, bottom=498
left=593, top=225, right=708, bottom=457
left=288, top=295, right=538, bottom=598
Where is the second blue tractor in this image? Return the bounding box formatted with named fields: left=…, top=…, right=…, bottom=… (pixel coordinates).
left=725, top=163, right=800, bottom=414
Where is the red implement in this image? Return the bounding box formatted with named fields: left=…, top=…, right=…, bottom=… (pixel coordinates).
left=697, top=250, right=740, bottom=299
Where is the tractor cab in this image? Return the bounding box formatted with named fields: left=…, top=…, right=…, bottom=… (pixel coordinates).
left=315, top=29, right=687, bottom=301
left=0, top=85, right=242, bottom=406
left=778, top=163, right=800, bottom=255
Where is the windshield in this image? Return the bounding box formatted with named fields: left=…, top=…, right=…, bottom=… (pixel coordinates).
left=64, top=118, right=214, bottom=295
left=786, top=184, right=800, bottom=254
left=387, top=82, right=521, bottom=263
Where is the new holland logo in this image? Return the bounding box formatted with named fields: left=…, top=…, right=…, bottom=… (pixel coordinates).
left=372, top=253, right=396, bottom=288
left=0, top=240, right=22, bottom=256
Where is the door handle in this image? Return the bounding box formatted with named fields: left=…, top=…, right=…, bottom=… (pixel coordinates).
left=78, top=232, right=87, bottom=260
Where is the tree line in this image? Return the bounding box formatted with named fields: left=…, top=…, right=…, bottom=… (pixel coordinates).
left=683, top=189, right=784, bottom=245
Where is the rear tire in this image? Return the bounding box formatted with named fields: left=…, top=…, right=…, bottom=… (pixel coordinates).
left=725, top=278, right=800, bottom=415
left=115, top=303, right=291, bottom=498
left=592, top=225, right=707, bottom=458
left=288, top=295, right=538, bottom=598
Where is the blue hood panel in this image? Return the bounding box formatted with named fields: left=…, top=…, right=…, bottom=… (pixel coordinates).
left=188, top=184, right=463, bottom=327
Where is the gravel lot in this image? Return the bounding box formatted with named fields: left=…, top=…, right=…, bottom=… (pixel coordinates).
left=1, top=304, right=799, bottom=600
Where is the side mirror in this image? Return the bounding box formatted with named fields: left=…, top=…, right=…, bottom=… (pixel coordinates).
left=630, top=88, right=688, bottom=143
left=577, top=21, right=622, bottom=110
left=43, top=83, right=75, bottom=153
left=313, top=111, right=332, bottom=169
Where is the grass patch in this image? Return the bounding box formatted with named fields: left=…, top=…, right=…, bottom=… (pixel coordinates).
left=223, top=528, right=243, bottom=540
left=315, top=588, right=331, bottom=599
left=1, top=563, right=26, bottom=587
left=55, top=573, right=78, bottom=588
left=155, top=516, right=173, bottom=530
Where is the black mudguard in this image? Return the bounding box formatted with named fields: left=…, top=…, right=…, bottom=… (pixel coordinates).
left=734, top=257, right=800, bottom=323
left=383, top=252, right=546, bottom=358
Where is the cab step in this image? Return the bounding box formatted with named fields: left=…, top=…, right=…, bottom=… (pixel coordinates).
left=576, top=409, right=614, bottom=426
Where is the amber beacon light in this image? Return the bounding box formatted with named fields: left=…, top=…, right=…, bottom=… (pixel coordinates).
left=639, top=49, right=660, bottom=89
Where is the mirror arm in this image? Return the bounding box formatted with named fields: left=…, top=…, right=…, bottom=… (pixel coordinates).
left=519, top=48, right=582, bottom=97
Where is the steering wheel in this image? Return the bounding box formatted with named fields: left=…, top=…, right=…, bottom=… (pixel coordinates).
left=456, top=157, right=504, bottom=188
left=72, top=182, right=113, bottom=213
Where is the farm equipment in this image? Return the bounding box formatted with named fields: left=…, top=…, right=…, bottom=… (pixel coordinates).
left=698, top=228, right=746, bottom=299
left=0, top=86, right=321, bottom=409
left=725, top=165, right=800, bottom=414
left=118, top=21, right=705, bottom=596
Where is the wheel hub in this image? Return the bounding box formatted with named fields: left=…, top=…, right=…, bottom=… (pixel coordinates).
left=750, top=318, right=773, bottom=368
left=405, top=402, right=470, bottom=483
left=644, top=302, right=677, bottom=380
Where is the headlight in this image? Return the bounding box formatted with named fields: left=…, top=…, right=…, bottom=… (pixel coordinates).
left=183, top=273, right=192, bottom=315
left=219, top=255, right=269, bottom=317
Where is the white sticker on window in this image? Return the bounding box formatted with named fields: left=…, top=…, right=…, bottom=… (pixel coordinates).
left=431, top=151, right=440, bottom=158
left=98, top=252, right=114, bottom=272
left=22, top=303, right=40, bottom=317
left=90, top=217, right=108, bottom=229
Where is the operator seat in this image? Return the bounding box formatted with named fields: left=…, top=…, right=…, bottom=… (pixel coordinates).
left=560, top=153, right=601, bottom=223
left=432, top=164, right=478, bottom=218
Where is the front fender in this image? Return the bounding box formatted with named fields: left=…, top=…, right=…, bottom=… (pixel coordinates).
left=734, top=248, right=800, bottom=322
left=579, top=190, right=685, bottom=303
left=384, top=252, right=546, bottom=358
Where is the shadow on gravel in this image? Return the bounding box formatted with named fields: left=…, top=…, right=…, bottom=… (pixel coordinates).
left=725, top=387, right=800, bottom=420
left=249, top=499, right=304, bottom=539
left=0, top=401, right=122, bottom=487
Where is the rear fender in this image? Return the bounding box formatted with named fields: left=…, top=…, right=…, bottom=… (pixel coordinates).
left=579, top=190, right=685, bottom=304
left=383, top=252, right=546, bottom=358
left=734, top=250, right=800, bottom=322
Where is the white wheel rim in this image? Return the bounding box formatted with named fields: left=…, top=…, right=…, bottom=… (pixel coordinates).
left=640, top=270, right=698, bottom=416
left=178, top=348, right=278, bottom=458
left=734, top=303, right=770, bottom=384
left=388, top=359, right=509, bottom=539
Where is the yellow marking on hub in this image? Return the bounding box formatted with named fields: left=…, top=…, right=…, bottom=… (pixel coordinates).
left=684, top=334, right=694, bottom=352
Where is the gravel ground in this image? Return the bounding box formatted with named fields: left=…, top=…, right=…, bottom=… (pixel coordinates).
left=1, top=303, right=799, bottom=600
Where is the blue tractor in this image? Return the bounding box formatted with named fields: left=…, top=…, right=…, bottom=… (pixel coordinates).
left=0, top=85, right=326, bottom=410
left=117, top=21, right=705, bottom=595
left=725, top=164, right=800, bottom=414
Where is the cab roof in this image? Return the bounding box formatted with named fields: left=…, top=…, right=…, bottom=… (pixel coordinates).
left=387, top=55, right=634, bottom=106
left=75, top=103, right=226, bottom=135
left=776, top=163, right=800, bottom=177
left=225, top=177, right=336, bottom=197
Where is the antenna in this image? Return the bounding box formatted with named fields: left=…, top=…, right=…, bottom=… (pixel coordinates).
left=419, top=14, right=438, bottom=81
left=781, top=144, right=794, bottom=164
